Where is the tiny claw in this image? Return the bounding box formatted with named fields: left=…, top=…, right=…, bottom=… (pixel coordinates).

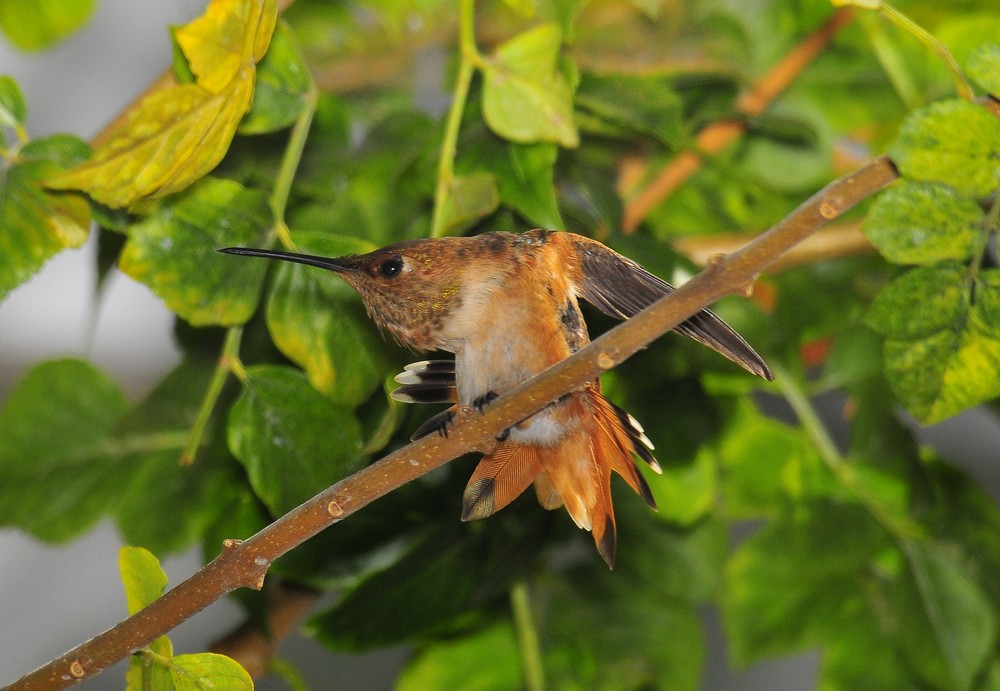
left=436, top=411, right=455, bottom=438
left=473, top=391, right=499, bottom=413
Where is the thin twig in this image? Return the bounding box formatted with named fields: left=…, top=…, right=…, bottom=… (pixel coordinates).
left=621, top=6, right=856, bottom=232
left=510, top=580, right=546, bottom=691
left=430, top=0, right=479, bottom=238
left=209, top=583, right=320, bottom=678
left=673, top=220, right=873, bottom=272
left=5, top=153, right=900, bottom=691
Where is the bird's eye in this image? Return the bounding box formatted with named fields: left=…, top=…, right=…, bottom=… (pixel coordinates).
left=378, top=258, right=404, bottom=278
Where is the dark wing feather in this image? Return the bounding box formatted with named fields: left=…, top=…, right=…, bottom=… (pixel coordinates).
left=574, top=239, right=773, bottom=380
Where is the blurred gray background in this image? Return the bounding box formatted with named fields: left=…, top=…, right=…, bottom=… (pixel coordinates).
left=2, top=1, right=998, bottom=688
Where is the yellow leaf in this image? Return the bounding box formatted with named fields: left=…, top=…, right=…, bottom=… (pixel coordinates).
left=50, top=79, right=253, bottom=207
left=174, top=0, right=277, bottom=94
left=118, top=546, right=168, bottom=616
left=47, top=0, right=276, bottom=207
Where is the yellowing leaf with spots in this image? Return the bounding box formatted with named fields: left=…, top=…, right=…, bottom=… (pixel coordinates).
left=867, top=263, right=1000, bottom=423
left=174, top=0, right=276, bottom=93
left=48, top=0, right=277, bottom=207
left=119, top=178, right=272, bottom=326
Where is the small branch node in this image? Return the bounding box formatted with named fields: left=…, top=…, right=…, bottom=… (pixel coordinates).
left=222, top=538, right=243, bottom=551
left=706, top=252, right=728, bottom=268
left=737, top=276, right=760, bottom=298
left=68, top=657, right=91, bottom=678
left=819, top=202, right=839, bottom=220
left=596, top=352, right=616, bottom=370
left=326, top=499, right=345, bottom=519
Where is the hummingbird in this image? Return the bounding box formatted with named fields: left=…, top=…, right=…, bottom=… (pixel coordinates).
left=220, top=229, right=771, bottom=567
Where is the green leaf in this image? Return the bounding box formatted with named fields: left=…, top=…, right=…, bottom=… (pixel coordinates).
left=741, top=97, right=834, bottom=192
left=114, top=358, right=248, bottom=555
left=119, top=546, right=169, bottom=615
left=0, top=75, right=27, bottom=132
left=895, top=541, right=997, bottom=690
left=119, top=177, right=272, bottom=326
left=914, top=456, right=1000, bottom=608
left=399, top=622, right=522, bottom=691
left=48, top=0, right=278, bottom=206
left=118, top=449, right=242, bottom=556
left=495, top=142, right=563, bottom=229
left=482, top=23, right=579, bottom=147
left=126, top=636, right=174, bottom=691
left=543, top=531, right=709, bottom=691
left=0, top=0, right=96, bottom=50
left=868, top=264, right=1000, bottom=423
left=616, top=510, right=728, bottom=604
left=722, top=501, right=891, bottom=665
left=888, top=99, right=1000, bottom=198
left=866, top=262, right=968, bottom=341
left=0, top=135, right=91, bottom=300
left=265, top=231, right=392, bottom=406
left=308, top=529, right=486, bottom=650
left=239, top=20, right=313, bottom=135
left=717, top=400, right=830, bottom=519
left=818, top=607, right=913, bottom=690
left=455, top=116, right=564, bottom=229
left=575, top=73, right=683, bottom=146
left=439, top=171, right=500, bottom=233
left=290, top=108, right=436, bottom=247
left=227, top=365, right=364, bottom=515
left=500, top=0, right=535, bottom=17
left=169, top=653, right=253, bottom=691
left=647, top=448, right=715, bottom=526
left=0, top=359, right=130, bottom=541
left=863, top=181, right=985, bottom=264
left=966, top=43, right=1000, bottom=97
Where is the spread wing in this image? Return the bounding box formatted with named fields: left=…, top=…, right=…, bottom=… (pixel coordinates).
left=569, top=235, right=773, bottom=380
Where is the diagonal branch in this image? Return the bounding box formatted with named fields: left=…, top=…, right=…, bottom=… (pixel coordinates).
left=621, top=6, right=856, bottom=232
left=5, top=154, right=899, bottom=691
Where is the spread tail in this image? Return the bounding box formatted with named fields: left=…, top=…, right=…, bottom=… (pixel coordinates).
left=461, top=387, right=658, bottom=568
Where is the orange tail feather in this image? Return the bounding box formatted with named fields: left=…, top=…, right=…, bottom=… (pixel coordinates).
left=460, top=386, right=658, bottom=568
left=461, top=442, right=542, bottom=521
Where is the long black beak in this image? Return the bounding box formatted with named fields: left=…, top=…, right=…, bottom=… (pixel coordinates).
left=218, top=247, right=356, bottom=273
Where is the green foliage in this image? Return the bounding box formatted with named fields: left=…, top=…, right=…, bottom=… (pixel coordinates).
left=119, top=178, right=273, bottom=326
left=0, top=0, right=96, bottom=51
left=864, top=92, right=1000, bottom=424
left=119, top=547, right=252, bottom=690
left=888, top=99, right=1000, bottom=197
left=264, top=232, right=394, bottom=404
left=398, top=621, right=523, bottom=691
left=481, top=23, right=579, bottom=148
left=4, top=0, right=1000, bottom=689
left=966, top=43, right=1000, bottom=96
left=228, top=364, right=364, bottom=515
left=0, top=359, right=130, bottom=542
left=0, top=130, right=91, bottom=300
